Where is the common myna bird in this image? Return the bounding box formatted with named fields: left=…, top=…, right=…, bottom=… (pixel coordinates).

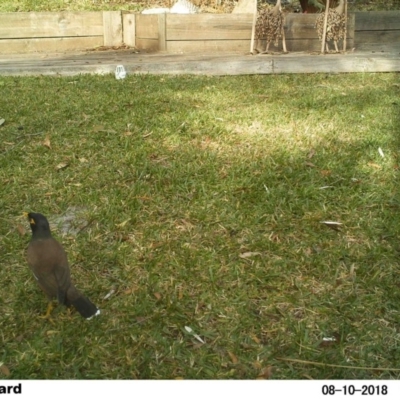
left=26, top=212, right=100, bottom=320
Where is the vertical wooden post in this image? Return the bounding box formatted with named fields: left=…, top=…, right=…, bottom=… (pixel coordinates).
left=321, top=0, right=330, bottom=54
left=250, top=0, right=257, bottom=54
left=158, top=13, right=167, bottom=51
left=103, top=11, right=123, bottom=47
left=122, top=12, right=136, bottom=47
left=343, top=0, right=347, bottom=52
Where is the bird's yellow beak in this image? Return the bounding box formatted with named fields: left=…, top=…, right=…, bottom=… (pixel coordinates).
left=23, top=212, right=35, bottom=224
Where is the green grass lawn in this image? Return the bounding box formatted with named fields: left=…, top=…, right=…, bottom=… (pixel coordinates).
left=1, top=72, right=400, bottom=379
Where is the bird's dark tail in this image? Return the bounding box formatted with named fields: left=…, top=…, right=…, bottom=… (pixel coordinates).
left=70, top=296, right=100, bottom=319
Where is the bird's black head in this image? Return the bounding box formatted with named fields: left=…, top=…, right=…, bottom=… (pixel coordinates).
left=26, top=212, right=52, bottom=238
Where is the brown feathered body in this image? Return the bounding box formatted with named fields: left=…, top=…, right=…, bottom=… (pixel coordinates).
left=26, top=212, right=100, bottom=319
left=28, top=237, right=74, bottom=304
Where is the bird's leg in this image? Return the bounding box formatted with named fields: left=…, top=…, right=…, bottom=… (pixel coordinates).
left=325, top=42, right=330, bottom=53
left=38, top=301, right=55, bottom=320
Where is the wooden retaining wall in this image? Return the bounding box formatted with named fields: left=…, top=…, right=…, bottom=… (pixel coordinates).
left=134, top=14, right=254, bottom=53
left=355, top=11, right=400, bottom=52
left=0, top=11, right=122, bottom=53
left=0, top=11, right=397, bottom=54
left=134, top=13, right=355, bottom=53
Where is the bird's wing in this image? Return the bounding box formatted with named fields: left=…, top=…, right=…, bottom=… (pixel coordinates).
left=27, top=238, right=72, bottom=302
left=52, top=257, right=71, bottom=305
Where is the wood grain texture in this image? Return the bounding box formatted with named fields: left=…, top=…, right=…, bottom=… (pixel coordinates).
left=283, top=15, right=354, bottom=52
left=0, top=10, right=397, bottom=55
left=166, top=14, right=253, bottom=40
left=0, top=12, right=103, bottom=39
left=0, top=36, right=102, bottom=54
left=135, top=38, right=160, bottom=51
left=284, top=13, right=354, bottom=40
left=0, top=51, right=398, bottom=77
left=354, top=11, right=400, bottom=51
left=103, top=11, right=123, bottom=46
left=158, top=13, right=167, bottom=51
left=356, top=30, right=400, bottom=45
left=122, top=12, right=136, bottom=47
left=167, top=39, right=251, bottom=53
left=355, top=11, right=400, bottom=31
left=356, top=42, right=400, bottom=52
left=135, top=15, right=159, bottom=39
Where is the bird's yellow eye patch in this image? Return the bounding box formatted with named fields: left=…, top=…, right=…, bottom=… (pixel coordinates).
left=29, top=218, right=35, bottom=225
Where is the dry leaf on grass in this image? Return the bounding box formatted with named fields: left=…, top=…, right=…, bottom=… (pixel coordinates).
left=307, top=149, right=315, bottom=159
left=93, top=125, right=116, bottom=134
left=321, top=221, right=342, bottom=231
left=154, top=292, right=162, bottom=300
left=228, top=351, right=238, bottom=364
left=239, top=252, right=261, bottom=259
left=257, top=366, right=273, bottom=379
left=43, top=135, right=51, bottom=149
left=319, top=186, right=334, bottom=190
left=135, top=316, right=149, bottom=324
left=184, top=326, right=205, bottom=344
left=319, top=337, right=337, bottom=348
left=0, top=364, right=10, bottom=377
left=104, top=289, right=116, bottom=300
left=123, top=287, right=135, bottom=295
left=16, top=224, right=26, bottom=236
left=368, top=162, right=382, bottom=169
left=250, top=334, right=261, bottom=344
left=55, top=162, right=69, bottom=171
left=93, top=125, right=105, bottom=132
left=116, top=218, right=131, bottom=228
